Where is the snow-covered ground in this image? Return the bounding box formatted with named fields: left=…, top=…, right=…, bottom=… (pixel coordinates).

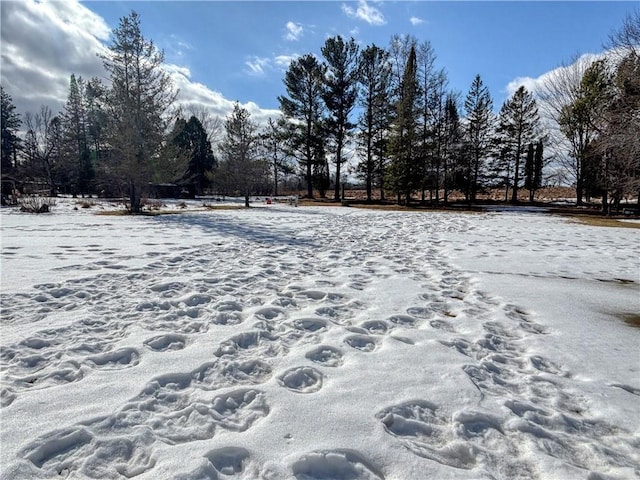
left=1, top=200, right=638, bottom=480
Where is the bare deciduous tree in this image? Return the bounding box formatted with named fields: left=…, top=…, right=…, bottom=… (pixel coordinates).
left=537, top=55, right=597, bottom=205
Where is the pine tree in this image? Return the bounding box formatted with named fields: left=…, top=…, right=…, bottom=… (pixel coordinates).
left=1, top=86, right=21, bottom=175
left=441, top=94, right=462, bottom=203
left=85, top=77, right=108, bottom=170
left=61, top=74, right=94, bottom=196
left=424, top=70, right=448, bottom=203
left=387, top=45, right=420, bottom=205
left=357, top=43, right=392, bottom=202
left=101, top=11, right=177, bottom=213
left=171, top=116, right=216, bottom=197
left=497, top=86, right=540, bottom=202
left=321, top=36, right=359, bottom=201
left=279, top=54, right=326, bottom=199
left=464, top=74, right=494, bottom=202
left=533, top=139, right=544, bottom=198
left=216, top=103, right=267, bottom=207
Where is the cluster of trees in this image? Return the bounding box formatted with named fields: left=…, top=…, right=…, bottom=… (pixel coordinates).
left=277, top=35, right=546, bottom=205
left=1, top=10, right=638, bottom=213
left=539, top=13, right=640, bottom=213
left=1, top=13, right=282, bottom=213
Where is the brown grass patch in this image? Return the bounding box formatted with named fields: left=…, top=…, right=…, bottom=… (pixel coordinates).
left=621, top=313, right=640, bottom=328
left=564, top=215, right=640, bottom=229
left=96, top=206, right=244, bottom=216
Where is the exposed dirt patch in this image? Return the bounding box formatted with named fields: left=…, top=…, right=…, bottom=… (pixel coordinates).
left=564, top=216, right=640, bottom=229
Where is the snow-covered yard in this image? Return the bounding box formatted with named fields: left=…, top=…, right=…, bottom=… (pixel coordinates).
left=1, top=201, right=638, bottom=479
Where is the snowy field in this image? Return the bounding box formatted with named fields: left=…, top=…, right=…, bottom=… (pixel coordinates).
left=1, top=200, right=638, bottom=480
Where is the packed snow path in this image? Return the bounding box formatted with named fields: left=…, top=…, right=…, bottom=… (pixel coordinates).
left=1, top=204, right=638, bottom=479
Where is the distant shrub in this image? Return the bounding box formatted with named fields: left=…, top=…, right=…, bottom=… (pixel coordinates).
left=77, top=199, right=95, bottom=209
left=19, top=196, right=56, bottom=213
left=142, top=198, right=163, bottom=211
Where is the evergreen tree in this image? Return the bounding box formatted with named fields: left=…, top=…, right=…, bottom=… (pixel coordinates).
left=463, top=74, right=494, bottom=202
left=497, top=86, right=540, bottom=202
left=441, top=94, right=462, bottom=203
left=85, top=77, right=108, bottom=160
left=321, top=36, right=359, bottom=200
left=388, top=34, right=417, bottom=101
left=215, top=103, right=267, bottom=207
left=424, top=69, right=448, bottom=203
left=61, top=74, right=94, bottom=196
left=357, top=43, right=392, bottom=202
left=101, top=11, right=177, bottom=213
left=278, top=54, right=326, bottom=199
left=171, top=116, right=216, bottom=197
left=387, top=45, right=420, bottom=205
left=1, top=86, right=22, bottom=175
left=533, top=139, right=544, bottom=198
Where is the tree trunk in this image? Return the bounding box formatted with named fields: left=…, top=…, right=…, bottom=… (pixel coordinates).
left=472, top=154, right=480, bottom=203
left=511, top=161, right=520, bottom=203
left=306, top=162, right=313, bottom=198
left=576, top=172, right=584, bottom=206
left=274, top=162, right=279, bottom=197
left=334, top=154, right=342, bottom=202
left=130, top=182, right=141, bottom=214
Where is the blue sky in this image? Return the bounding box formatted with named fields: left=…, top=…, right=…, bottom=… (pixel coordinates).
left=1, top=1, right=637, bottom=123
left=83, top=1, right=636, bottom=109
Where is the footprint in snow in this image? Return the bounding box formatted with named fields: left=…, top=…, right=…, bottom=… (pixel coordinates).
left=197, top=446, right=252, bottom=478
left=292, top=449, right=385, bottom=480
left=143, top=333, right=186, bottom=352
left=85, top=347, right=140, bottom=370
left=192, top=359, right=273, bottom=390
left=16, top=425, right=156, bottom=479
left=377, top=401, right=514, bottom=472
left=429, top=319, right=455, bottom=332
left=344, top=335, right=377, bottom=352
left=305, top=346, right=344, bottom=367
left=360, top=320, right=390, bottom=335
left=292, top=317, right=328, bottom=333
left=278, top=366, right=323, bottom=393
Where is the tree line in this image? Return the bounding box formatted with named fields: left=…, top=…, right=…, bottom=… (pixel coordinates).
left=1, top=10, right=638, bottom=213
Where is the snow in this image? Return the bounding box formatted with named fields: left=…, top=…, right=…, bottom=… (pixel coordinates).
left=1, top=200, right=639, bottom=480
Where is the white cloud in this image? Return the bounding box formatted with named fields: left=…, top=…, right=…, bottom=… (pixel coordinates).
left=166, top=64, right=279, bottom=125
left=504, top=52, right=601, bottom=99
left=274, top=54, right=300, bottom=70
left=245, top=56, right=271, bottom=76
left=0, top=0, right=109, bottom=115
left=0, top=0, right=278, bottom=130
left=410, top=16, right=424, bottom=26
left=244, top=53, right=301, bottom=78
left=284, top=21, right=304, bottom=41
left=505, top=76, right=541, bottom=98
left=342, top=0, right=386, bottom=26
